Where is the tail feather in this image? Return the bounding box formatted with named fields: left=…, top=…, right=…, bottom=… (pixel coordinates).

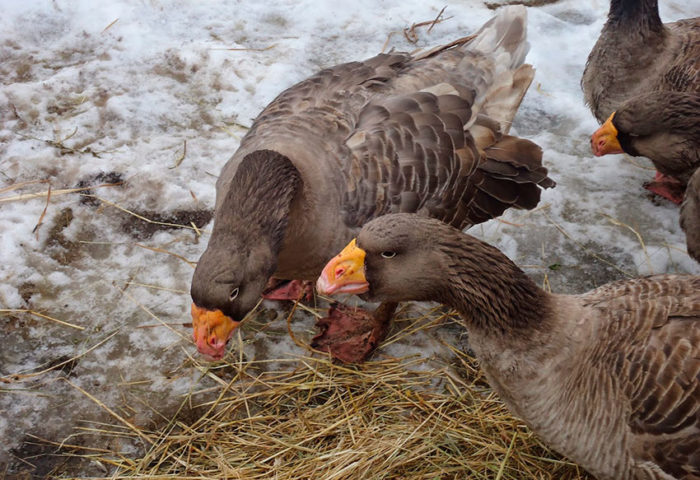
left=482, top=63, right=534, bottom=134
left=465, top=135, right=555, bottom=223
left=410, top=6, right=534, bottom=134
left=467, top=5, right=530, bottom=70
left=481, top=135, right=549, bottom=174
left=465, top=6, right=535, bottom=133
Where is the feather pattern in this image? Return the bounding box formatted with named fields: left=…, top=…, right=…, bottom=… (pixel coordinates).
left=612, top=92, right=700, bottom=185
left=582, top=0, right=700, bottom=122
left=205, top=6, right=553, bottom=284
left=680, top=169, right=700, bottom=262
left=582, top=0, right=699, bottom=265
left=352, top=214, right=700, bottom=480
left=190, top=8, right=554, bottom=359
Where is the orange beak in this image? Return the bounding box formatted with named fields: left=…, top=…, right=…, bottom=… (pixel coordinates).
left=191, top=303, right=240, bottom=360
left=316, top=239, right=369, bottom=296
left=591, top=112, right=624, bottom=156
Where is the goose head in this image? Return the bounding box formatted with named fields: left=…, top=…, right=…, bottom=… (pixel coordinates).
left=317, top=214, right=447, bottom=304
left=191, top=236, right=275, bottom=360
left=591, top=111, right=624, bottom=157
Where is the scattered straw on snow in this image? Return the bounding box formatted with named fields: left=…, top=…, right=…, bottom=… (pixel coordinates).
left=42, top=305, right=592, bottom=480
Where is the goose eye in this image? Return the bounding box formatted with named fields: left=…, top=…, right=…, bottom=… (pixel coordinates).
left=229, top=287, right=240, bottom=301
left=381, top=251, right=397, bottom=259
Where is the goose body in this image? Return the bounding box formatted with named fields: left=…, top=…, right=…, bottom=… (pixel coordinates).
left=592, top=92, right=700, bottom=186
left=190, top=7, right=554, bottom=359
left=590, top=95, right=700, bottom=262
left=582, top=0, right=699, bottom=123
left=318, top=214, right=700, bottom=480
left=590, top=92, right=700, bottom=263
left=681, top=169, right=700, bottom=262
left=583, top=0, right=700, bottom=263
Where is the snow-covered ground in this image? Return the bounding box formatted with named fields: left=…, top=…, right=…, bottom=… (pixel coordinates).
left=1, top=0, right=699, bottom=476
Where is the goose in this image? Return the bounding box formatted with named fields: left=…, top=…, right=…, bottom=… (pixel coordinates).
left=317, top=213, right=700, bottom=480
left=681, top=169, right=700, bottom=262
left=582, top=0, right=700, bottom=203
left=590, top=91, right=700, bottom=262
left=190, top=6, right=555, bottom=362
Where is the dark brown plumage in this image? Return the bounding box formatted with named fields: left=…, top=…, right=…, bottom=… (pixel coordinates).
left=582, top=0, right=699, bottom=122
left=681, top=169, right=700, bottom=262
left=321, top=213, right=700, bottom=480
left=611, top=92, right=700, bottom=186
left=608, top=93, right=700, bottom=264
left=590, top=92, right=700, bottom=263
left=599, top=93, right=700, bottom=262
left=190, top=7, right=555, bottom=360
left=582, top=0, right=699, bottom=263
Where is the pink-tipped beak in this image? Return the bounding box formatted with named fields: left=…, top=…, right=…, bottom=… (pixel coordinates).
left=317, top=239, right=370, bottom=296
left=591, top=112, right=624, bottom=157
left=191, top=303, right=240, bottom=361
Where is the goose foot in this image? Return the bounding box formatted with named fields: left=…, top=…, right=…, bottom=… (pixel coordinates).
left=262, top=279, right=314, bottom=302
left=644, top=172, right=685, bottom=205
left=311, top=302, right=396, bottom=363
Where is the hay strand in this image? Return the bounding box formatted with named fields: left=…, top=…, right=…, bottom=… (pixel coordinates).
left=53, top=347, right=590, bottom=479
left=0, top=308, right=84, bottom=330
left=601, top=213, right=654, bottom=273
left=169, top=140, right=187, bottom=169
left=87, top=194, right=208, bottom=234
left=0, top=183, right=121, bottom=204
left=32, top=183, right=52, bottom=236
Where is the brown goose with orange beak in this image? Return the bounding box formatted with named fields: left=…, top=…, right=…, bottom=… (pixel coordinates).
left=591, top=92, right=700, bottom=203
left=590, top=92, right=700, bottom=262
left=189, top=7, right=555, bottom=362
left=318, top=213, right=700, bottom=480
left=582, top=0, right=699, bottom=206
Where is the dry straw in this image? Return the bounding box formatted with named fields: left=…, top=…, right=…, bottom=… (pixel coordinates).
left=56, top=305, right=591, bottom=480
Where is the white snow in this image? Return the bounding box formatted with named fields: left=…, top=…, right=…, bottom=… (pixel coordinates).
left=1, top=0, right=699, bottom=475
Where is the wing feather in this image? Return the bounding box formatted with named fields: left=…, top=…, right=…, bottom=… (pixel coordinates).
left=591, top=277, right=700, bottom=477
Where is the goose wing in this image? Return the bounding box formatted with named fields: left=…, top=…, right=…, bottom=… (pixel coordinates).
left=341, top=88, right=553, bottom=229
left=593, top=277, right=700, bottom=477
